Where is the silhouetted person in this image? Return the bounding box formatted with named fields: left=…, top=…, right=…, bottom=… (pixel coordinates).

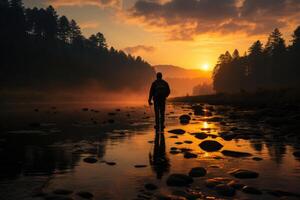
left=149, top=130, right=169, bottom=179
left=148, top=72, right=170, bottom=130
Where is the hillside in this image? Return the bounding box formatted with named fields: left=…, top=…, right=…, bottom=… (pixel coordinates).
left=154, top=65, right=210, bottom=79
left=153, top=65, right=213, bottom=96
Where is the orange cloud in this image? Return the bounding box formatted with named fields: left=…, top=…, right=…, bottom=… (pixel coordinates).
left=48, top=0, right=121, bottom=8
left=123, top=45, right=156, bottom=54
left=127, top=0, right=300, bottom=40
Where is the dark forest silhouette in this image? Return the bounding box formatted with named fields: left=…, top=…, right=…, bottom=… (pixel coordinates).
left=0, top=0, right=155, bottom=93
left=213, top=27, right=300, bottom=93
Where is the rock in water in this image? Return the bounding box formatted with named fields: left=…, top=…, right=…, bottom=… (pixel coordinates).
left=168, top=129, right=186, bottom=135
left=179, top=114, right=191, bottom=124
left=229, top=169, right=259, bottom=179
left=53, top=189, right=73, bottom=195
left=184, top=152, right=198, bottom=159
left=192, top=105, right=204, bottom=115
left=221, top=150, right=252, bottom=157
left=293, top=151, right=300, bottom=158
left=134, top=165, right=147, bottom=168
left=166, top=174, right=193, bottom=187
left=205, top=177, right=231, bottom=188
left=193, top=132, right=208, bottom=140
left=199, top=140, right=223, bottom=152
left=144, top=183, right=158, bottom=190
left=83, top=157, right=97, bottom=164
left=188, top=167, right=207, bottom=177
left=215, top=184, right=236, bottom=197
left=76, top=191, right=93, bottom=199
left=242, top=186, right=262, bottom=195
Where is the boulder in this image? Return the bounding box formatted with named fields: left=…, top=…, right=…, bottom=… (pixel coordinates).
left=134, top=165, right=147, bottom=168
left=293, top=151, right=300, bottom=158
left=184, top=152, right=198, bottom=159
left=192, top=105, right=204, bottom=115
left=221, top=150, right=252, bottom=158
left=205, top=177, right=231, bottom=188
left=144, top=183, right=158, bottom=190
left=229, top=169, right=259, bottom=179
left=76, top=191, right=93, bottom=199
left=199, top=140, right=223, bottom=152
left=215, top=184, right=236, bottom=197
left=168, top=129, right=186, bottom=135
left=242, top=186, right=262, bottom=195
left=166, top=174, right=193, bottom=187
left=106, top=162, right=116, bottom=165
left=83, top=157, right=97, bottom=164
left=44, top=195, right=73, bottom=200
left=227, top=180, right=245, bottom=190
left=188, top=167, right=207, bottom=177
left=179, top=115, right=191, bottom=124
left=193, top=132, right=208, bottom=140
left=252, top=157, right=263, bottom=161
left=53, top=189, right=73, bottom=195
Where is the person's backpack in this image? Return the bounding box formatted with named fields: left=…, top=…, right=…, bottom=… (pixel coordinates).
left=154, top=80, right=169, bottom=98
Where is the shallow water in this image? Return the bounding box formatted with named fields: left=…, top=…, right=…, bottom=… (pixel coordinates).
left=0, top=103, right=300, bottom=200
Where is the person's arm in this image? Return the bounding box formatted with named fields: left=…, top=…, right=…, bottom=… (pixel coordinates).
left=166, top=82, right=170, bottom=98
left=148, top=82, right=154, bottom=105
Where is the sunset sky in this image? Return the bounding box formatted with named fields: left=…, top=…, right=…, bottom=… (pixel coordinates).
left=24, top=0, right=300, bottom=70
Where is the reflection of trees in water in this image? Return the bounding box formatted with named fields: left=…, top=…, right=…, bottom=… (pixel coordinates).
left=248, top=136, right=287, bottom=164
left=0, top=143, right=81, bottom=179
left=265, top=141, right=287, bottom=164
left=149, top=131, right=170, bottom=179
left=249, top=139, right=264, bottom=152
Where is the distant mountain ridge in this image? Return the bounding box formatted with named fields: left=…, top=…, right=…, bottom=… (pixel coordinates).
left=153, top=65, right=212, bottom=96
left=153, top=65, right=210, bottom=79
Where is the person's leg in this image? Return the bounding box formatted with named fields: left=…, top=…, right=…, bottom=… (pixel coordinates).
left=160, top=100, right=166, bottom=129
left=154, top=101, right=159, bottom=129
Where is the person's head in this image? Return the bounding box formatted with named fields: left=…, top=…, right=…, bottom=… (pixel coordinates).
left=156, top=72, right=162, bottom=80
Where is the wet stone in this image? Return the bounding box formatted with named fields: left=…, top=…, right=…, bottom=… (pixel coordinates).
left=199, top=140, right=223, bottom=152
left=83, top=157, right=98, bottom=164
left=134, top=165, right=147, bottom=168
left=215, top=184, right=236, bottom=197
left=252, top=157, right=263, bottom=161
left=184, top=152, right=198, bottom=159
left=44, top=194, right=73, bottom=200
left=175, top=142, right=183, bottom=145
left=293, top=151, right=300, bottom=158
left=227, top=180, right=245, bottom=190
left=221, top=150, right=252, bottom=158
left=76, top=191, right=94, bottom=199
left=170, top=150, right=181, bottom=154
left=106, top=162, right=116, bottom=165
left=193, top=132, right=208, bottom=140
left=144, top=183, right=158, bottom=190
left=166, top=174, right=193, bottom=187
left=188, top=167, right=207, bottom=177
left=229, top=169, right=259, bottom=179
left=168, top=129, right=186, bottom=135
left=179, top=114, right=191, bottom=124
left=242, top=186, right=262, bottom=195
left=205, top=177, right=231, bottom=188
left=53, top=189, right=73, bottom=195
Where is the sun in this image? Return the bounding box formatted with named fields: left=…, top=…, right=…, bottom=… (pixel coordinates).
left=201, top=63, right=210, bottom=71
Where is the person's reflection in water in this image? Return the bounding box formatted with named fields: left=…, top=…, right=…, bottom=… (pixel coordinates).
left=149, top=130, right=170, bottom=179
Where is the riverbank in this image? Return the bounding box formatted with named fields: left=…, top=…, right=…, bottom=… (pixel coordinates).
left=171, top=89, right=300, bottom=107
